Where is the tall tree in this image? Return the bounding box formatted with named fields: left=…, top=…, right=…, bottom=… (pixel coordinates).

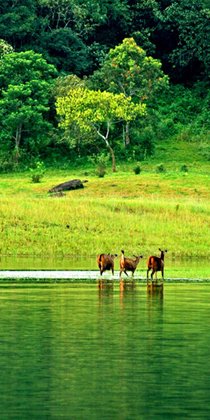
left=0, top=50, right=57, bottom=165
left=90, top=37, right=168, bottom=145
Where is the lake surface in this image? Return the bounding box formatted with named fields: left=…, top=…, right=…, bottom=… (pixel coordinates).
left=0, top=282, right=210, bottom=419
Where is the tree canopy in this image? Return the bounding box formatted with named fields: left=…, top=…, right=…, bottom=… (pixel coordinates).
left=56, top=86, right=146, bottom=170
left=0, top=0, right=208, bottom=82
left=90, top=38, right=169, bottom=102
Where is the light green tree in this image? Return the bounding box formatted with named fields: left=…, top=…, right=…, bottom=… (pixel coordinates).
left=0, top=39, right=13, bottom=57
left=56, top=87, right=146, bottom=171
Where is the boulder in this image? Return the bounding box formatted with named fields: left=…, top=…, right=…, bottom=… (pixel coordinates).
left=48, top=179, right=86, bottom=193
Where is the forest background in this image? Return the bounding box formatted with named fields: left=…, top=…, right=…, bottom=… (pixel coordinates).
left=0, top=0, right=209, bottom=171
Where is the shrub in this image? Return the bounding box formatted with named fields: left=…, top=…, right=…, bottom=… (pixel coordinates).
left=30, top=161, right=46, bottom=183
left=96, top=164, right=106, bottom=177
left=180, top=164, right=188, bottom=172
left=133, top=164, right=141, bottom=175
left=90, top=153, right=109, bottom=178
left=155, top=163, right=166, bottom=173
left=130, top=125, right=155, bottom=159
left=0, top=157, right=14, bottom=173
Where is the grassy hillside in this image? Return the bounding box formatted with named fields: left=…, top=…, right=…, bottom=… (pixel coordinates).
left=0, top=138, right=209, bottom=266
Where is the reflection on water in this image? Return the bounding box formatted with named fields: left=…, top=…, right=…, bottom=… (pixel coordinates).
left=119, top=278, right=136, bottom=292
left=98, top=278, right=114, bottom=290
left=0, top=282, right=210, bottom=418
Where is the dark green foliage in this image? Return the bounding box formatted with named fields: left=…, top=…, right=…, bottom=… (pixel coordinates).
left=180, top=164, right=188, bottom=173
left=0, top=0, right=208, bottom=83
left=36, top=28, right=90, bottom=75
left=0, top=0, right=209, bottom=170
left=0, top=50, right=57, bottom=168
left=133, top=164, right=141, bottom=175
left=0, top=0, right=37, bottom=48
left=156, top=163, right=166, bottom=173
left=160, top=0, right=210, bottom=83
left=128, top=0, right=210, bottom=84
left=155, top=83, right=210, bottom=144
left=130, top=125, right=155, bottom=159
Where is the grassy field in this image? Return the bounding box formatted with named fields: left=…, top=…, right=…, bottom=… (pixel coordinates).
left=0, top=139, right=209, bottom=268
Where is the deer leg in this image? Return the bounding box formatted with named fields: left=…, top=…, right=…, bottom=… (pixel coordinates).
left=147, top=269, right=150, bottom=279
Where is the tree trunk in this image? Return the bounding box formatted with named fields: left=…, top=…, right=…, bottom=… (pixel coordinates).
left=107, top=144, right=117, bottom=172
left=125, top=121, right=130, bottom=146
left=96, top=122, right=117, bottom=172
left=14, top=123, right=22, bottom=162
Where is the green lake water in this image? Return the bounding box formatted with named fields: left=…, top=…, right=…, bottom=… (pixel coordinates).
left=0, top=282, right=210, bottom=419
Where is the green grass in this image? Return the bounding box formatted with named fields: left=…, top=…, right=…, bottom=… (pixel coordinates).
left=0, top=147, right=209, bottom=265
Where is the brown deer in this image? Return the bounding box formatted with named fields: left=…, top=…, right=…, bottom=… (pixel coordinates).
left=147, top=248, right=168, bottom=281
left=119, top=250, right=143, bottom=277
left=97, top=253, right=118, bottom=276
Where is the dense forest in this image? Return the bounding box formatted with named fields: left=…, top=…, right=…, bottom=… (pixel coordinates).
left=0, top=0, right=209, bottom=171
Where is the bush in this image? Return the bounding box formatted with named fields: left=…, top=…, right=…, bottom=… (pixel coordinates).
left=155, top=163, right=166, bottom=173
left=133, top=164, right=141, bottom=175
left=90, top=153, right=109, bottom=178
left=0, top=157, right=14, bottom=173
left=30, top=161, right=46, bottom=183
left=130, top=125, right=155, bottom=160
left=96, top=164, right=106, bottom=177
left=180, top=164, right=188, bottom=172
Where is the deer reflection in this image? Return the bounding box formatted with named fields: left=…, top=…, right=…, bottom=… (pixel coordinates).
left=147, top=282, right=164, bottom=297
left=97, top=279, right=114, bottom=300
left=119, top=278, right=138, bottom=309
left=146, top=282, right=164, bottom=323
left=119, top=278, right=136, bottom=292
